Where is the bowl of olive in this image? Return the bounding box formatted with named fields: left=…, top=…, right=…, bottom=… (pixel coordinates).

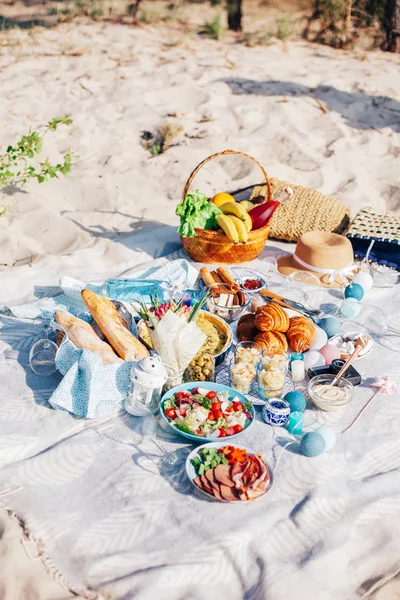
left=184, top=353, right=215, bottom=383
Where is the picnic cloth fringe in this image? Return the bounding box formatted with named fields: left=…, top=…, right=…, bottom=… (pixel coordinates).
left=0, top=500, right=108, bottom=600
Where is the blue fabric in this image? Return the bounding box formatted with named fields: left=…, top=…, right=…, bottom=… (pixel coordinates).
left=49, top=310, right=138, bottom=419
left=51, top=343, right=133, bottom=418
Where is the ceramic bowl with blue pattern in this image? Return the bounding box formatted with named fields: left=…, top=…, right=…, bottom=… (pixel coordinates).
left=160, top=381, right=255, bottom=443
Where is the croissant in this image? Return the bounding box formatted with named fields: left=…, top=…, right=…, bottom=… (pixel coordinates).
left=254, top=331, right=288, bottom=355
left=237, top=313, right=257, bottom=342
left=255, top=303, right=289, bottom=333
left=286, top=316, right=316, bottom=352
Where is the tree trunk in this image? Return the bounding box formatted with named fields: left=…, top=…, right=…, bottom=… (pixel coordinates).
left=386, top=0, right=400, bottom=52
left=227, top=0, right=242, bottom=31
left=129, top=0, right=142, bottom=24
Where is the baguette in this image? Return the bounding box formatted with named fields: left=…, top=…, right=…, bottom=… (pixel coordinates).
left=55, top=311, right=121, bottom=365
left=81, top=290, right=149, bottom=361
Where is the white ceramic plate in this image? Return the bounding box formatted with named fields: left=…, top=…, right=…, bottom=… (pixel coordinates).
left=185, top=441, right=274, bottom=503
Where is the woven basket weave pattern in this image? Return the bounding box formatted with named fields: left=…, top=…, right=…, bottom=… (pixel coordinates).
left=250, top=179, right=350, bottom=242
left=346, top=207, right=400, bottom=244
left=180, top=149, right=271, bottom=264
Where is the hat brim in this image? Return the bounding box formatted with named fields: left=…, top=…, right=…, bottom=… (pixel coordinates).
left=277, top=255, right=345, bottom=288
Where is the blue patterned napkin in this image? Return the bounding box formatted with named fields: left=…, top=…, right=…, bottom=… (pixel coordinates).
left=48, top=317, right=138, bottom=419
left=51, top=343, right=133, bottom=418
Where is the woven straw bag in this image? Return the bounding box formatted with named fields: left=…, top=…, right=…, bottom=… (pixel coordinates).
left=250, top=180, right=350, bottom=242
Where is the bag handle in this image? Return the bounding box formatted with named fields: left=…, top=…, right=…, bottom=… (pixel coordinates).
left=181, top=149, right=273, bottom=203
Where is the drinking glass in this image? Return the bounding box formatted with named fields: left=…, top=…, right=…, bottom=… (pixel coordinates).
left=287, top=270, right=320, bottom=288
left=29, top=320, right=58, bottom=376
left=258, top=352, right=289, bottom=399
left=229, top=358, right=257, bottom=395
left=342, top=305, right=400, bottom=338
left=234, top=341, right=262, bottom=367
left=163, top=365, right=185, bottom=392
left=261, top=257, right=279, bottom=280
left=368, top=262, right=399, bottom=288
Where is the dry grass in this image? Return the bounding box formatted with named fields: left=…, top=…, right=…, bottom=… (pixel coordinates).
left=141, top=118, right=184, bottom=155
left=243, top=29, right=273, bottom=46
left=0, top=0, right=387, bottom=51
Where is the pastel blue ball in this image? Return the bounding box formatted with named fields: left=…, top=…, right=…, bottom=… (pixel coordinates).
left=284, top=391, right=306, bottom=412
left=315, top=426, right=336, bottom=451
left=285, top=411, right=304, bottom=434
left=320, top=303, right=338, bottom=315
left=344, top=283, right=364, bottom=301
left=300, top=432, right=326, bottom=457
left=340, top=298, right=361, bottom=318
left=318, top=316, right=341, bottom=338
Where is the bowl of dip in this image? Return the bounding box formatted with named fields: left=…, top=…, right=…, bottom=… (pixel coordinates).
left=308, top=374, right=353, bottom=412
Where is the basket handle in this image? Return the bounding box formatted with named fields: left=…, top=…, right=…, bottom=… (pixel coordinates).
left=181, top=149, right=272, bottom=203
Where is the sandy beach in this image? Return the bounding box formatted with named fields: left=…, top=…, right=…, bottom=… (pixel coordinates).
left=0, top=10, right=400, bottom=600
left=0, top=19, right=399, bottom=272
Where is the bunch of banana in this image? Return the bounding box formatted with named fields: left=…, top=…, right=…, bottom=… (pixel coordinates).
left=216, top=202, right=252, bottom=244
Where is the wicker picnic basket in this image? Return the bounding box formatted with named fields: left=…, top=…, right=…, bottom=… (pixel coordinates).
left=179, top=150, right=271, bottom=264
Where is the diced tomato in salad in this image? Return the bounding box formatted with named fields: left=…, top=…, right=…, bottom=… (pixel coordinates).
left=162, top=387, right=253, bottom=438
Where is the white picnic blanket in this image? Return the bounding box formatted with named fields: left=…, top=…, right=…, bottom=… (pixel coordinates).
left=0, top=230, right=400, bottom=600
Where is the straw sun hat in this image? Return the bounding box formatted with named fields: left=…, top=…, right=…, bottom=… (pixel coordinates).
left=277, top=232, right=356, bottom=288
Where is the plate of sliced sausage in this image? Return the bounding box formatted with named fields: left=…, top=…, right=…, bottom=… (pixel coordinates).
left=186, top=441, right=273, bottom=503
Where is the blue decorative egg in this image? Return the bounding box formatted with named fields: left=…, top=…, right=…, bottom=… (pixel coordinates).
left=340, top=298, right=361, bottom=319
left=315, top=426, right=336, bottom=451
left=284, top=390, right=306, bottom=412
left=300, top=432, right=326, bottom=457
left=344, top=283, right=364, bottom=301
left=318, top=316, right=341, bottom=339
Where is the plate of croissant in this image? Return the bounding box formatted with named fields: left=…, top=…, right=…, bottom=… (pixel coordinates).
left=235, top=301, right=319, bottom=354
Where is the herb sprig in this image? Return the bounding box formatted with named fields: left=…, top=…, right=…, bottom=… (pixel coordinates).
left=0, top=116, right=73, bottom=193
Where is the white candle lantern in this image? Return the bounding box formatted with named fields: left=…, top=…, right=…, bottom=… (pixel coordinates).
left=124, top=355, right=167, bottom=416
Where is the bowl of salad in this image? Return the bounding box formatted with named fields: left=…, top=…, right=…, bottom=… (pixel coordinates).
left=160, top=382, right=255, bottom=442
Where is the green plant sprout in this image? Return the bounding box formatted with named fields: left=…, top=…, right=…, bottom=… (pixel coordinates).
left=0, top=116, right=73, bottom=192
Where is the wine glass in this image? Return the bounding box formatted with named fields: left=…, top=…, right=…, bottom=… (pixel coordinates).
left=287, top=270, right=320, bottom=288
left=29, top=320, right=58, bottom=376
left=341, top=305, right=400, bottom=352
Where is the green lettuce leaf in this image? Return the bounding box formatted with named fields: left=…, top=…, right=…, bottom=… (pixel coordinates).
left=174, top=422, right=199, bottom=435
left=163, top=398, right=177, bottom=410
left=176, top=189, right=222, bottom=237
